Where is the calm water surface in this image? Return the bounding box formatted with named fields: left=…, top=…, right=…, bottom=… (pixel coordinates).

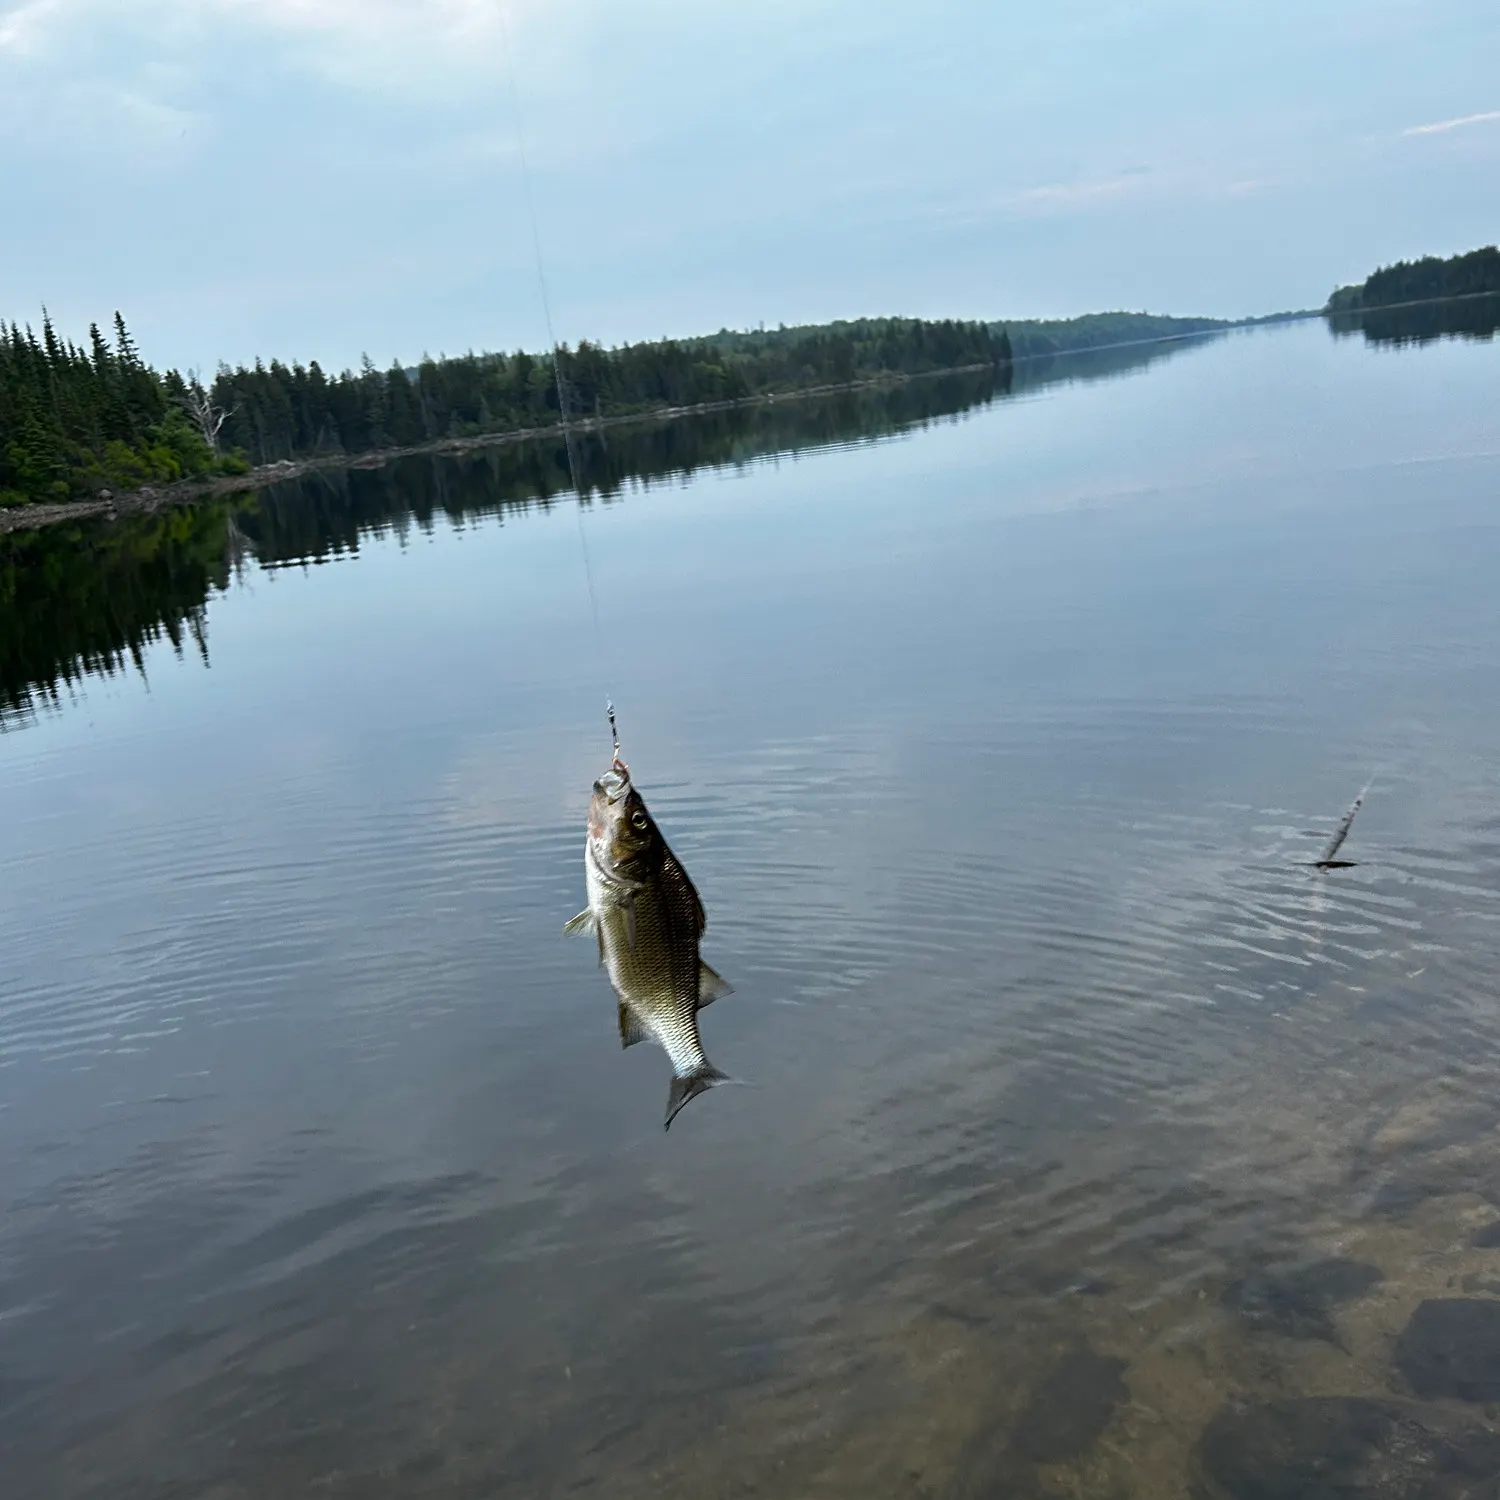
left=4, top=321, right=1500, bottom=1497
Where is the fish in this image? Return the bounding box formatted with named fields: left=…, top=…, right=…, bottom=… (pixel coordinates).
left=564, top=755, right=734, bottom=1129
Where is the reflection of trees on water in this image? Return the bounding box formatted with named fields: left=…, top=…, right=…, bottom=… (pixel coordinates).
left=1010, top=333, right=1215, bottom=391
left=223, top=510, right=257, bottom=584
left=1328, top=293, right=1500, bottom=349
left=240, top=369, right=1013, bottom=566
left=1, top=506, right=229, bottom=725
left=1, top=337, right=1217, bottom=722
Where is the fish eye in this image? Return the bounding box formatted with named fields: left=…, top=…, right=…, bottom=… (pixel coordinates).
left=631, top=811, right=648, bottom=830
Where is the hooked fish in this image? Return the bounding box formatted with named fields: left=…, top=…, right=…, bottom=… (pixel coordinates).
left=564, top=755, right=733, bottom=1129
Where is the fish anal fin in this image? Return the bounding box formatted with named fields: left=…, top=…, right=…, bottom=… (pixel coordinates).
left=617, top=1001, right=647, bottom=1050
left=697, top=960, right=733, bottom=1010
left=563, top=910, right=597, bottom=936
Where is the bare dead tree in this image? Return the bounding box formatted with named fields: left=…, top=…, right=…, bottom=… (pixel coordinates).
left=178, top=368, right=232, bottom=454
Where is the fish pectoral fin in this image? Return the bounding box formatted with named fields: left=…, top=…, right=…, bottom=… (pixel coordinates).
left=562, top=910, right=597, bottom=936
left=617, top=1001, right=648, bottom=1050
left=625, top=896, right=637, bottom=951
left=697, top=960, right=733, bottom=1009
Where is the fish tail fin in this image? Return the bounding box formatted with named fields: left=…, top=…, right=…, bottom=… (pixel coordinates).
left=664, top=1063, right=732, bottom=1131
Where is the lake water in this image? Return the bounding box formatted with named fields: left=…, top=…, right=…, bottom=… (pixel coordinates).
left=4, top=317, right=1500, bottom=1498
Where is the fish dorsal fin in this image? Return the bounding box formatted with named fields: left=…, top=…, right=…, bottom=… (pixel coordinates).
left=697, top=961, right=733, bottom=1010
left=660, top=847, right=706, bottom=937
left=617, top=1000, right=647, bottom=1050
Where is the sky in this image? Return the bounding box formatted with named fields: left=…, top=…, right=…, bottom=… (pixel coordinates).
left=0, top=0, right=1496, bottom=373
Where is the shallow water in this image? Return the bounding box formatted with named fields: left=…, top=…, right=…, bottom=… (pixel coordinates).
left=4, top=321, right=1500, bottom=1497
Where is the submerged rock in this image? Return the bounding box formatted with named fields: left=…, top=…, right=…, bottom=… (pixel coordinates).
left=1220, top=1256, right=1383, bottom=1345
left=1368, top=1177, right=1441, bottom=1218
left=1472, top=1220, right=1500, bottom=1249
left=929, top=1301, right=991, bottom=1329
left=1396, top=1298, right=1500, bottom=1402
left=991, top=1260, right=1114, bottom=1299
left=1011, top=1340, right=1127, bottom=1464
left=1197, top=1396, right=1500, bottom=1500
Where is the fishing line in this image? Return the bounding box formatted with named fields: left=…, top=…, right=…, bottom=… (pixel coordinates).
left=496, top=10, right=619, bottom=759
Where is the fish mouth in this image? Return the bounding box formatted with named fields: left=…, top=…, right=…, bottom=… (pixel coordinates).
left=592, top=756, right=631, bottom=805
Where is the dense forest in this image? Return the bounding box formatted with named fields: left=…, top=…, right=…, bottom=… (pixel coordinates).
left=2, top=296, right=1271, bottom=511
left=1, top=300, right=1263, bottom=509
left=208, top=316, right=1010, bottom=467
left=1326, top=245, right=1500, bottom=312
left=0, top=314, right=246, bottom=507
left=0, top=313, right=1011, bottom=504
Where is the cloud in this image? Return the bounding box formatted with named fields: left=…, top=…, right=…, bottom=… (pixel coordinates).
left=1402, top=108, right=1500, bottom=137
left=1000, top=169, right=1155, bottom=217
left=0, top=0, right=545, bottom=95
left=0, top=0, right=70, bottom=54
left=0, top=0, right=566, bottom=173
left=990, top=165, right=1271, bottom=222
left=0, top=2, right=204, bottom=162
left=208, top=0, right=531, bottom=91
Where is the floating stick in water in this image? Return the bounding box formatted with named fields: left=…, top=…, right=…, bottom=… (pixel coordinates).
left=1312, top=780, right=1373, bottom=870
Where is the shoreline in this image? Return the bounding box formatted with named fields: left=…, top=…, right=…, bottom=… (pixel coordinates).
left=1, top=319, right=1279, bottom=539
left=0, top=364, right=1003, bottom=537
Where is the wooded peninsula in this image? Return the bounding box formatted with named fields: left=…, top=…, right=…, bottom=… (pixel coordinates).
left=4, top=241, right=1491, bottom=514
left=1, top=309, right=1228, bottom=511
left=1326, top=245, right=1500, bottom=313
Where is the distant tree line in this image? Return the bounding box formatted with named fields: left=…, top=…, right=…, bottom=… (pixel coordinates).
left=3, top=297, right=1238, bottom=516
left=208, top=318, right=1011, bottom=468
left=1326, top=245, right=1500, bottom=313
left=1, top=312, right=1016, bottom=505
left=997, top=311, right=1228, bottom=361
left=5, top=296, right=1271, bottom=512
left=2, top=303, right=1252, bottom=508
